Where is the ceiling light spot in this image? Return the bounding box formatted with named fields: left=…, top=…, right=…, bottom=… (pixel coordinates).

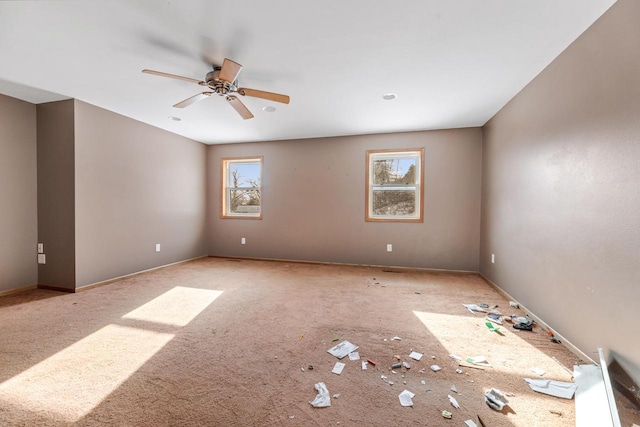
left=168, top=116, right=182, bottom=121
left=262, top=106, right=276, bottom=112
left=382, top=93, right=397, bottom=100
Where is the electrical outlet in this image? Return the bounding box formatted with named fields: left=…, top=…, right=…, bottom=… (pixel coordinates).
left=491, top=253, right=495, bottom=264
left=386, top=244, right=393, bottom=252
left=38, top=243, right=44, bottom=254
left=155, top=244, right=161, bottom=252
left=241, top=237, right=246, bottom=245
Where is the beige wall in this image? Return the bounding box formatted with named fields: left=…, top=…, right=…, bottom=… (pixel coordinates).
left=0, top=94, right=37, bottom=292
left=481, top=0, right=640, bottom=382
left=37, top=100, right=76, bottom=290
left=208, top=128, right=482, bottom=271
left=74, top=101, right=208, bottom=287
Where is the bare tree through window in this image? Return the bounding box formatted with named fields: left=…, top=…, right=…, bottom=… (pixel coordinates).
left=366, top=149, right=423, bottom=222
left=222, top=158, right=262, bottom=218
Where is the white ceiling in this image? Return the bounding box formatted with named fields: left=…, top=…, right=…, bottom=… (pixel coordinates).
left=0, top=0, right=616, bottom=145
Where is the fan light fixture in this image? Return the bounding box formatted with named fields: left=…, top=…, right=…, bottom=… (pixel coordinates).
left=143, top=58, right=290, bottom=120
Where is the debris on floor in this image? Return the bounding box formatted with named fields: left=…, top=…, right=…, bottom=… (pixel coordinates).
left=524, top=378, right=577, bottom=399
left=328, top=340, right=359, bottom=359
left=466, top=356, right=492, bottom=367
left=486, top=312, right=503, bottom=325
left=485, top=388, right=509, bottom=411
left=511, top=315, right=534, bottom=331
left=485, top=321, right=500, bottom=332
left=309, top=382, right=331, bottom=408
left=348, top=351, right=360, bottom=360
left=409, top=351, right=423, bottom=360
left=430, top=365, right=441, bottom=372
left=463, top=304, right=487, bottom=314
left=398, top=389, right=415, bottom=407
left=332, top=362, right=345, bottom=375
left=448, top=394, right=460, bottom=409
left=442, top=410, right=452, bottom=419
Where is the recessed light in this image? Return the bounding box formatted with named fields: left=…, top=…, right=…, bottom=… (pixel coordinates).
left=382, top=93, right=397, bottom=100
left=168, top=116, right=182, bottom=121
left=262, top=106, right=276, bottom=112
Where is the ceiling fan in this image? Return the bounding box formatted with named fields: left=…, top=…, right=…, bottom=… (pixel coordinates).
left=142, top=58, right=290, bottom=120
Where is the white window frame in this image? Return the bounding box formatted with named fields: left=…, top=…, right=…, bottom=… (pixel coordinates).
left=365, top=148, right=424, bottom=222
left=221, top=156, right=263, bottom=219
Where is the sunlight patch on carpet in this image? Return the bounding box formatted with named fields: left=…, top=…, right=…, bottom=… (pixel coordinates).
left=122, top=286, right=223, bottom=326
left=0, top=324, right=174, bottom=422
left=413, top=310, right=571, bottom=379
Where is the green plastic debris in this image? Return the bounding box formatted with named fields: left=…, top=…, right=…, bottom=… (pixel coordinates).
left=442, top=410, right=452, bottom=419
left=332, top=338, right=339, bottom=342
left=485, top=322, right=500, bottom=332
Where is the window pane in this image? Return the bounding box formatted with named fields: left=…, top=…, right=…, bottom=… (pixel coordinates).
left=372, top=158, right=417, bottom=185
left=229, top=189, right=261, bottom=214
left=229, top=163, right=261, bottom=188
left=372, top=189, right=416, bottom=216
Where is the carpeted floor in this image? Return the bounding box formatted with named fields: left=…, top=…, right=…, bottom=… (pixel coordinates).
left=0, top=257, right=617, bottom=426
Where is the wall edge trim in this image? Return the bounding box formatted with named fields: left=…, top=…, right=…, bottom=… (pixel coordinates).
left=0, top=284, right=38, bottom=297
left=208, top=255, right=479, bottom=275
left=75, top=255, right=208, bottom=292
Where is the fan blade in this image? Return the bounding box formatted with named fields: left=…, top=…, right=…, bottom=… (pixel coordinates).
left=142, top=69, right=203, bottom=85
left=238, top=87, right=290, bottom=104
left=226, top=96, right=254, bottom=120
left=219, top=58, right=243, bottom=83
left=173, top=92, right=212, bottom=108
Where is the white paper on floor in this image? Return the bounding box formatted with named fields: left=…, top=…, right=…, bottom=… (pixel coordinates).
left=524, top=378, right=577, bottom=399
left=430, top=365, right=441, bottom=372
left=348, top=352, right=360, bottom=361
left=448, top=394, right=460, bottom=409
left=361, top=360, right=367, bottom=370
left=467, top=356, right=492, bottom=367
left=464, top=420, right=478, bottom=427
left=409, top=351, right=423, bottom=360
left=328, top=340, right=359, bottom=359
left=309, top=382, right=331, bottom=407
left=398, top=389, right=415, bottom=407
left=463, top=304, right=487, bottom=313
left=332, top=362, right=346, bottom=375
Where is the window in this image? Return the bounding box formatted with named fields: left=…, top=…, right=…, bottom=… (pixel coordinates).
left=365, top=148, right=424, bottom=222
left=221, top=157, right=262, bottom=219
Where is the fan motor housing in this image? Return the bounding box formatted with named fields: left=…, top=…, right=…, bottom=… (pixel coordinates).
left=205, top=68, right=237, bottom=96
